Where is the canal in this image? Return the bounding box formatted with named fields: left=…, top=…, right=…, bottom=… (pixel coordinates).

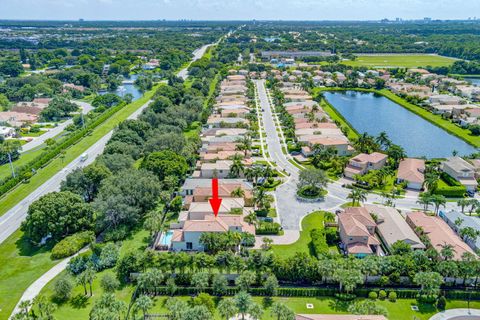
left=323, top=91, right=477, bottom=158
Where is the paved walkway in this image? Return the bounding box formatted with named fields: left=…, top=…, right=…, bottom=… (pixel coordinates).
left=429, top=308, right=480, bottom=320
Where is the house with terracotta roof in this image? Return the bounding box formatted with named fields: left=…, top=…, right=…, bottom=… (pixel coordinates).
left=396, top=158, right=425, bottom=190
left=406, top=211, right=475, bottom=260
left=344, top=152, right=388, bottom=179
left=170, top=213, right=255, bottom=251
left=0, top=111, right=38, bottom=127
left=364, top=204, right=425, bottom=251
left=441, top=157, right=478, bottom=192
left=338, top=207, right=381, bottom=257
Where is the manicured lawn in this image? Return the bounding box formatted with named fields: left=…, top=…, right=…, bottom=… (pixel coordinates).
left=0, top=148, right=45, bottom=181
left=320, top=99, right=359, bottom=141
left=47, top=293, right=480, bottom=320
left=272, top=211, right=338, bottom=258
left=0, top=230, right=59, bottom=320
left=36, top=230, right=150, bottom=320
left=342, top=54, right=457, bottom=68
left=0, top=87, right=157, bottom=218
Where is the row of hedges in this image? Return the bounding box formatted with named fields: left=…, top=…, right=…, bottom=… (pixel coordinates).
left=0, top=101, right=128, bottom=198
left=139, top=285, right=480, bottom=301
left=51, top=231, right=95, bottom=259
left=310, top=229, right=328, bottom=257
left=255, top=221, right=282, bottom=235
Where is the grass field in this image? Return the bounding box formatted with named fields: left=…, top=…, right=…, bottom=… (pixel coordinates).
left=0, top=148, right=45, bottom=181
left=342, top=54, right=457, bottom=68
left=272, top=211, right=338, bottom=258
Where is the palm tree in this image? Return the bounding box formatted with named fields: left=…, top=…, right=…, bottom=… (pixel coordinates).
left=440, top=243, right=456, bottom=261
left=375, top=131, right=391, bottom=150
left=347, top=188, right=367, bottom=206
left=354, top=132, right=378, bottom=153
left=387, top=144, right=406, bottom=168
left=457, top=199, right=470, bottom=214
left=467, top=199, right=479, bottom=216
left=423, top=171, right=440, bottom=193
left=417, top=192, right=433, bottom=213
left=235, top=291, right=253, bottom=320
left=229, top=157, right=245, bottom=178
left=231, top=187, right=245, bottom=198
left=253, top=187, right=273, bottom=211
left=84, top=265, right=96, bottom=297
left=218, top=298, right=238, bottom=320
left=236, top=136, right=252, bottom=157
left=431, top=194, right=447, bottom=216
left=134, top=295, right=153, bottom=320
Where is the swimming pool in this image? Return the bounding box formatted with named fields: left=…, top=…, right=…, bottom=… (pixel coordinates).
left=160, top=230, right=174, bottom=246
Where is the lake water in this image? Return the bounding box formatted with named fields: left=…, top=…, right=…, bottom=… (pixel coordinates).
left=465, top=77, right=480, bottom=86
left=324, top=91, right=477, bottom=158
left=99, top=74, right=143, bottom=101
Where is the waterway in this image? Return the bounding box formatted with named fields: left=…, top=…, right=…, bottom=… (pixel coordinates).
left=324, top=91, right=477, bottom=158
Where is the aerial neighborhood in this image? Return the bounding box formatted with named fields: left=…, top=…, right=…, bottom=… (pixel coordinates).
left=2, top=15, right=480, bottom=320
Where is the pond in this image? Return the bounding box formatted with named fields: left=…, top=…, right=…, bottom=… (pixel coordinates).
left=464, top=77, right=480, bottom=86
left=99, top=74, right=143, bottom=101
left=324, top=91, right=477, bottom=158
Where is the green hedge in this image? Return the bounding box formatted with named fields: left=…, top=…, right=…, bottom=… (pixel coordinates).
left=51, top=231, right=95, bottom=259
left=0, top=102, right=128, bottom=198
left=310, top=229, right=328, bottom=257
left=139, top=285, right=480, bottom=301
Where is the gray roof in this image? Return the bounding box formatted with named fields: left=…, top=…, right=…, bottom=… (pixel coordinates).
left=443, top=157, right=475, bottom=173
left=181, top=178, right=252, bottom=191
left=439, top=210, right=480, bottom=250
left=365, top=204, right=425, bottom=250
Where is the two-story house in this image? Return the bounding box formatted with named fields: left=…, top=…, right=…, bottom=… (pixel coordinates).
left=441, top=157, right=478, bottom=192
left=338, top=207, right=381, bottom=258
left=344, top=152, right=388, bottom=179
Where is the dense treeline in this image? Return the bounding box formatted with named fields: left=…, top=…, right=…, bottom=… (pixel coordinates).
left=232, top=21, right=480, bottom=60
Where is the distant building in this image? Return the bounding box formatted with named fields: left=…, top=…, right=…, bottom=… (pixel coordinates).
left=261, top=51, right=332, bottom=59
left=441, top=157, right=478, bottom=192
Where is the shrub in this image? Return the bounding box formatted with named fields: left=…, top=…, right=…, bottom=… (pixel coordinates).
left=379, top=290, right=387, bottom=300
left=241, top=233, right=256, bottom=247
left=334, top=293, right=356, bottom=301
left=310, top=229, right=328, bottom=257
left=437, top=296, right=447, bottom=310
left=256, top=221, right=282, bottom=235
left=51, top=231, right=95, bottom=259
left=368, top=291, right=378, bottom=300
left=388, top=291, right=397, bottom=302
left=53, top=276, right=73, bottom=301
left=324, top=227, right=339, bottom=245
left=98, top=242, right=120, bottom=270
left=67, top=252, right=92, bottom=275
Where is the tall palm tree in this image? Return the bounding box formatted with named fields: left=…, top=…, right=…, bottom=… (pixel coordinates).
left=236, top=136, right=252, bottom=157
left=440, top=243, right=456, bottom=261
left=387, top=144, right=406, bottom=169
left=134, top=295, right=153, bottom=320
left=467, top=199, right=479, bottom=216
left=431, top=194, right=447, bottom=216
left=347, top=188, right=367, bottom=206
left=423, top=171, right=440, bottom=193
left=375, top=131, right=391, bottom=150
left=229, top=158, right=245, bottom=178
left=457, top=199, right=470, bottom=214
left=417, top=192, right=433, bottom=213
left=218, top=298, right=238, bottom=320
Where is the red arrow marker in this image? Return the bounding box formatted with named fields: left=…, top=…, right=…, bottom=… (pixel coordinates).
left=209, top=178, right=222, bottom=217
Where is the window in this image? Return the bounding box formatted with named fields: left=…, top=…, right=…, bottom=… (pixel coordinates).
left=186, top=242, right=193, bottom=250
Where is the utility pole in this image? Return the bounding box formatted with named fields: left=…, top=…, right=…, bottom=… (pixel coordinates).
left=7, top=152, right=15, bottom=178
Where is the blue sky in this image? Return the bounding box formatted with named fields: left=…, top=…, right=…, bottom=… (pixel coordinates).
left=1, top=0, right=479, bottom=21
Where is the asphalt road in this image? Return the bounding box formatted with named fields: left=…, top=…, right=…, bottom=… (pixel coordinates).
left=0, top=43, right=214, bottom=245
left=20, top=101, right=94, bottom=153
left=254, top=79, right=461, bottom=230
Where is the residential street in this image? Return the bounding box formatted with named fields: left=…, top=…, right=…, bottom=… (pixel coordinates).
left=20, top=101, right=94, bottom=153
left=254, top=79, right=460, bottom=231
